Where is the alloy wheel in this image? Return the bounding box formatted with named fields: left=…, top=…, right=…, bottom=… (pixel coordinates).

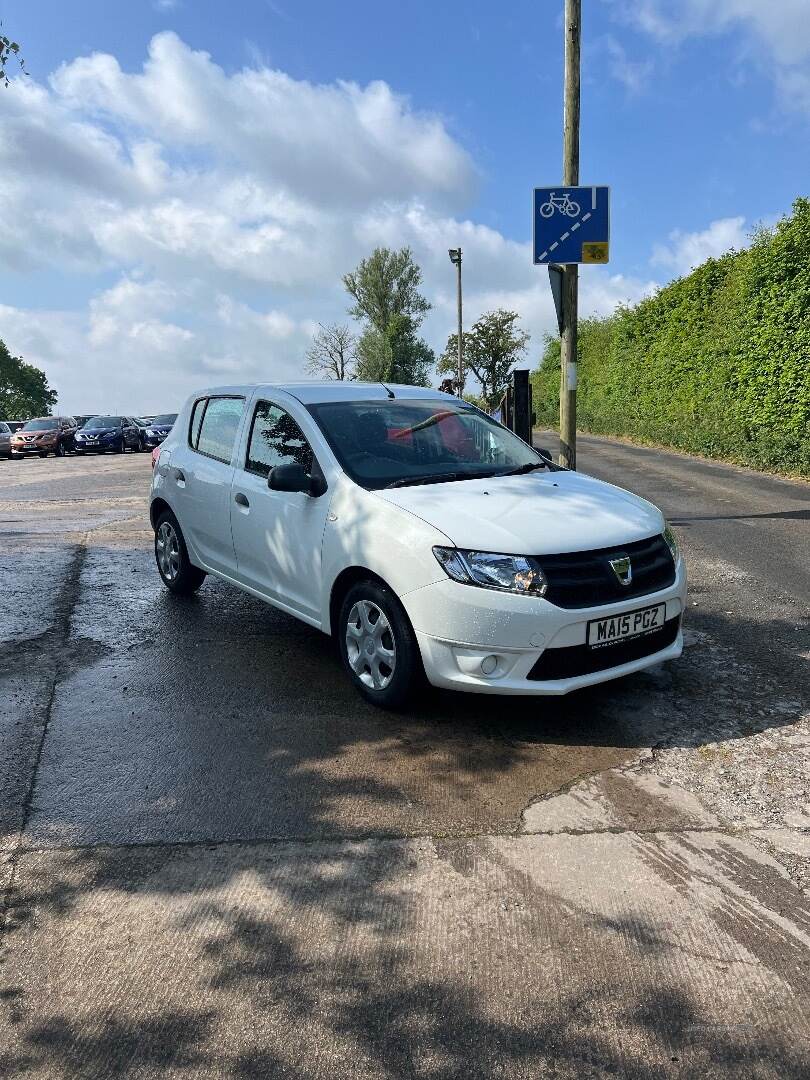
left=345, top=600, right=397, bottom=691
left=156, top=520, right=181, bottom=582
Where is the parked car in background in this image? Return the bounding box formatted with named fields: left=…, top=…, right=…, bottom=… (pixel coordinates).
left=73, top=415, right=97, bottom=428
left=141, top=414, right=178, bottom=448
left=11, top=417, right=78, bottom=457
left=132, top=418, right=153, bottom=451
left=74, top=416, right=141, bottom=454
left=4, top=420, right=24, bottom=434
left=0, top=422, right=12, bottom=459
left=149, top=382, right=686, bottom=709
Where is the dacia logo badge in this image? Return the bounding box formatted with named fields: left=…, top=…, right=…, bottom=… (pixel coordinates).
left=609, top=555, right=632, bottom=586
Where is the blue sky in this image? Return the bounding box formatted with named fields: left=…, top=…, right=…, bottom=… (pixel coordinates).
left=0, top=0, right=808, bottom=412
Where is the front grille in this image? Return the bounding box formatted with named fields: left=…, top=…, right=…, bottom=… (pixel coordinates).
left=528, top=616, right=680, bottom=681
left=538, top=534, right=675, bottom=609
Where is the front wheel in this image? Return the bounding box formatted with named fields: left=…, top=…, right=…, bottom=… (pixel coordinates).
left=55, top=441, right=66, bottom=458
left=154, top=511, right=206, bottom=595
left=338, top=580, right=422, bottom=710
left=39, top=452, right=49, bottom=458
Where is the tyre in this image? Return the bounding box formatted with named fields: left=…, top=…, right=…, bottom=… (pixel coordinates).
left=118, top=437, right=126, bottom=453
left=39, top=452, right=48, bottom=458
left=338, top=579, right=422, bottom=710
left=55, top=441, right=66, bottom=457
left=154, top=510, right=206, bottom=595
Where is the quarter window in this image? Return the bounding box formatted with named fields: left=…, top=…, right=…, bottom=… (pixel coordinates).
left=245, top=401, right=314, bottom=478
left=195, top=397, right=245, bottom=464
left=189, top=398, right=206, bottom=448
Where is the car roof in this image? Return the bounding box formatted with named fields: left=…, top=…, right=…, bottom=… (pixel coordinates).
left=189, top=382, right=453, bottom=406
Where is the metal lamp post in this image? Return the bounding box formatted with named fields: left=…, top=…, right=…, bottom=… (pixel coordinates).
left=448, top=248, right=463, bottom=397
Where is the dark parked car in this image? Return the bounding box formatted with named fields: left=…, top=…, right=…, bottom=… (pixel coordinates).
left=74, top=416, right=141, bottom=454
left=11, top=417, right=78, bottom=457
left=73, top=415, right=98, bottom=428
left=0, top=422, right=12, bottom=459
left=141, top=413, right=178, bottom=448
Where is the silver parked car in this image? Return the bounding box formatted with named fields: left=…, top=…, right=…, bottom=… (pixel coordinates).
left=0, top=421, right=13, bottom=459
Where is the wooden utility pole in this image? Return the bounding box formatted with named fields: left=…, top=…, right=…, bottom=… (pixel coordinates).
left=559, top=0, right=580, bottom=469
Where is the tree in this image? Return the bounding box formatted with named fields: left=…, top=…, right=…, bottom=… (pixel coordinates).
left=305, top=323, right=356, bottom=381
left=343, top=247, right=434, bottom=385
left=343, top=247, right=431, bottom=334
left=0, top=339, right=57, bottom=418
left=1, top=28, right=26, bottom=86
left=438, top=310, right=529, bottom=410
left=354, top=316, right=434, bottom=387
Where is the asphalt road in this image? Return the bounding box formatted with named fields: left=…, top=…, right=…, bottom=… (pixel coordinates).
left=0, top=442, right=808, bottom=1078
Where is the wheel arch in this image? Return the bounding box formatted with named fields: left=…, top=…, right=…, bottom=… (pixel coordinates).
left=149, top=496, right=173, bottom=530
left=329, top=566, right=394, bottom=638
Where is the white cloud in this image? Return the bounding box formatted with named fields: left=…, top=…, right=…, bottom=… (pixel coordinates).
left=603, top=35, right=653, bottom=94
left=610, top=0, right=810, bottom=115
left=0, top=32, right=662, bottom=413
left=651, top=216, right=747, bottom=275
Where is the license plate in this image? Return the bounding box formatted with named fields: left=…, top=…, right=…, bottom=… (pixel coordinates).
left=587, top=603, right=666, bottom=648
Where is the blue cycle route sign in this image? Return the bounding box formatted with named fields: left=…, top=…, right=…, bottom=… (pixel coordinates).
left=533, top=186, right=610, bottom=264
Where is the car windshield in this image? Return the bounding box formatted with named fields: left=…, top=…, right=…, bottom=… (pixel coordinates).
left=83, top=416, right=121, bottom=429
left=153, top=414, right=177, bottom=426
left=307, top=399, right=546, bottom=490
left=21, top=419, right=58, bottom=431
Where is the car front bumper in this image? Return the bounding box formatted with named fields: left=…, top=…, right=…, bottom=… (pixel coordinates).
left=12, top=441, right=56, bottom=454
left=402, top=561, right=687, bottom=696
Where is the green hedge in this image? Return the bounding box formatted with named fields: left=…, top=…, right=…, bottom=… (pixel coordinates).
left=532, top=197, right=810, bottom=476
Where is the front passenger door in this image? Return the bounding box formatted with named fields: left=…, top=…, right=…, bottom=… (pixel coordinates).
left=230, top=400, right=330, bottom=622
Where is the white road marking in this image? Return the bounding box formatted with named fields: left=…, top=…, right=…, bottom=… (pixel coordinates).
left=536, top=201, right=594, bottom=262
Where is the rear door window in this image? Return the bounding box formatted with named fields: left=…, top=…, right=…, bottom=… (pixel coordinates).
left=195, top=397, right=245, bottom=464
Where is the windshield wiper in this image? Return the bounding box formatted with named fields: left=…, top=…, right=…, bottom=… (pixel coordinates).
left=502, top=461, right=548, bottom=476
left=385, top=472, right=462, bottom=489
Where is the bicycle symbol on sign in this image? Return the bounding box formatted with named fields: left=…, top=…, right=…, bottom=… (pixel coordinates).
left=539, top=192, right=581, bottom=219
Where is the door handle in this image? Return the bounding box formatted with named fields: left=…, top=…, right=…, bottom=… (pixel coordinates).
left=234, top=492, right=250, bottom=508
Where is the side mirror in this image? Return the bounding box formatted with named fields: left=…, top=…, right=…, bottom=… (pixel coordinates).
left=268, top=462, right=326, bottom=496
left=537, top=447, right=552, bottom=461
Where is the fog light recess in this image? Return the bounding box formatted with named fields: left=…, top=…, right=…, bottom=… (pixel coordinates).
left=480, top=655, right=499, bottom=676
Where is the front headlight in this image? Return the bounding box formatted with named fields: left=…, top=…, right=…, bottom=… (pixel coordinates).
left=663, top=523, right=680, bottom=565
left=433, top=547, right=548, bottom=596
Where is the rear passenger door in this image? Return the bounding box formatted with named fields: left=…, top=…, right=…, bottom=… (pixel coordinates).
left=170, top=395, right=246, bottom=577
left=230, top=398, right=330, bottom=622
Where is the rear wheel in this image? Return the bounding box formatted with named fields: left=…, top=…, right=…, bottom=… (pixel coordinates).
left=338, top=579, right=422, bottom=710
left=55, top=441, right=66, bottom=458
left=154, top=510, right=206, bottom=595
left=39, top=452, right=48, bottom=458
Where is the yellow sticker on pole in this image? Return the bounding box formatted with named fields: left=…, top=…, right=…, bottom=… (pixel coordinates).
left=582, top=242, right=609, bottom=263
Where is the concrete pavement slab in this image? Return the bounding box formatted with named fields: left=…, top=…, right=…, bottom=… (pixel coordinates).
left=2, top=833, right=808, bottom=1078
